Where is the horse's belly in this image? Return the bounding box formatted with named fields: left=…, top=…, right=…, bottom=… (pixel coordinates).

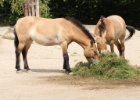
left=35, top=37, right=61, bottom=46
left=30, top=32, right=62, bottom=46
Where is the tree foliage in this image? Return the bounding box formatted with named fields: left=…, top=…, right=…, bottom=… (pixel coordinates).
left=47, top=0, right=99, bottom=22
left=47, top=0, right=140, bottom=27
left=0, top=0, right=46, bottom=25
left=0, top=0, right=140, bottom=28
left=0, top=0, right=25, bottom=25
left=10, top=0, right=25, bottom=15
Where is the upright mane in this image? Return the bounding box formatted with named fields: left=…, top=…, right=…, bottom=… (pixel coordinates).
left=98, top=16, right=106, bottom=37
left=65, top=17, right=95, bottom=43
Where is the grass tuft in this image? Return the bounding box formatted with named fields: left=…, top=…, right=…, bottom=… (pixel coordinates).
left=72, top=52, right=140, bottom=80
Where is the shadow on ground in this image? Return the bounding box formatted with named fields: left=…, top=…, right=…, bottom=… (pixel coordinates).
left=31, top=68, right=65, bottom=73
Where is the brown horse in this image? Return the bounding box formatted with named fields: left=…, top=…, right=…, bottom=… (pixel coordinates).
left=14, top=16, right=98, bottom=72
left=94, top=15, right=135, bottom=58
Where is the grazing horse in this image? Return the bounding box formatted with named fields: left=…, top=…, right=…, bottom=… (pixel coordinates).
left=94, top=15, right=135, bottom=58
left=14, top=16, right=98, bottom=72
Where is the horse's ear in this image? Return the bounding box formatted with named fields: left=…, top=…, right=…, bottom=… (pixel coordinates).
left=100, top=16, right=105, bottom=25
left=90, top=40, right=96, bottom=47
left=100, top=16, right=105, bottom=20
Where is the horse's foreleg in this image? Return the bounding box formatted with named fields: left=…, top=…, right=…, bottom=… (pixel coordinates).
left=110, top=40, right=114, bottom=53
left=61, top=42, right=71, bottom=72
left=63, top=53, right=71, bottom=72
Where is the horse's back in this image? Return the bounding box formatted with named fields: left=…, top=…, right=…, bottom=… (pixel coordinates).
left=15, top=16, right=71, bottom=46
left=15, top=16, right=64, bottom=29
left=107, top=15, right=126, bottom=39
left=107, top=15, right=126, bottom=31
left=16, top=16, right=36, bottom=28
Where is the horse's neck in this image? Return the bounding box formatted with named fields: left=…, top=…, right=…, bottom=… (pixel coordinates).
left=72, top=31, right=90, bottom=49
left=66, top=21, right=91, bottom=49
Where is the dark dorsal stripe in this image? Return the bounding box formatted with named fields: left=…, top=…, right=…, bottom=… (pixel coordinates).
left=65, top=17, right=95, bottom=43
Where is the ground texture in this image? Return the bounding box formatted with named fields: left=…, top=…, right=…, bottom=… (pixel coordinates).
left=0, top=26, right=140, bottom=100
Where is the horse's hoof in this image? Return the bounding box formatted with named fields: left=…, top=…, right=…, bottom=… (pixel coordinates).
left=69, top=72, right=73, bottom=75
left=24, top=67, right=30, bottom=70
left=16, top=69, right=22, bottom=73
left=24, top=69, right=31, bottom=73
left=26, top=69, right=32, bottom=73
left=65, top=69, right=72, bottom=73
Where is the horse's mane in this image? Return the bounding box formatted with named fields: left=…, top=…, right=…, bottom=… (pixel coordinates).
left=98, top=16, right=106, bottom=37
left=65, top=17, right=95, bottom=43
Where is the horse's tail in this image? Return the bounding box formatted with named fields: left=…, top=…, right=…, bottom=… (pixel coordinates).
left=125, top=25, right=135, bottom=41
left=13, top=27, right=19, bottom=48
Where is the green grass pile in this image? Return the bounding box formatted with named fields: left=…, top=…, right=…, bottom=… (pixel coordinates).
left=72, top=52, right=140, bottom=80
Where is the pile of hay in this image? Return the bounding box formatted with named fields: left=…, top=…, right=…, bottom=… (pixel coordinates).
left=72, top=52, right=140, bottom=80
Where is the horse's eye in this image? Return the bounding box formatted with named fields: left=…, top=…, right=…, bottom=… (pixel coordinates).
left=94, top=51, right=98, bottom=55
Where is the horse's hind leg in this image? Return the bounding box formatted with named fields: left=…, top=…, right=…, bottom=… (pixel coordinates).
left=15, top=43, right=25, bottom=71
left=120, top=39, right=125, bottom=58
left=115, top=40, right=122, bottom=56
left=15, top=49, right=20, bottom=71
left=22, top=41, right=32, bottom=70
left=14, top=33, right=20, bottom=71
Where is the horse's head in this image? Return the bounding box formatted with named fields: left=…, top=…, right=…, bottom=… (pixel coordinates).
left=94, top=16, right=107, bottom=53
left=84, top=40, right=99, bottom=62
left=96, top=36, right=107, bottom=53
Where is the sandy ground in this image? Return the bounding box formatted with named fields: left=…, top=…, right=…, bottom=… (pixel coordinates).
left=0, top=26, right=140, bottom=100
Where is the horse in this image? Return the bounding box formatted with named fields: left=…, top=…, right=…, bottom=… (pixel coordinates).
left=14, top=16, right=98, bottom=72
left=94, top=15, right=135, bottom=58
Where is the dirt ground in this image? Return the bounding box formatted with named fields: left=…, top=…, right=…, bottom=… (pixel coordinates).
left=0, top=26, right=140, bottom=100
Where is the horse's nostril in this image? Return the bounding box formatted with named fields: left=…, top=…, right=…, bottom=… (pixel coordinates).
left=94, top=51, right=98, bottom=56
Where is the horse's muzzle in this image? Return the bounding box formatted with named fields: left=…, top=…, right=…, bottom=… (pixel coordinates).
left=100, top=50, right=107, bottom=53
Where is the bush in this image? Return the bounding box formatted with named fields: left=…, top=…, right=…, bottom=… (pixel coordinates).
left=72, top=52, right=140, bottom=80
left=0, top=0, right=140, bottom=28
left=47, top=0, right=140, bottom=28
